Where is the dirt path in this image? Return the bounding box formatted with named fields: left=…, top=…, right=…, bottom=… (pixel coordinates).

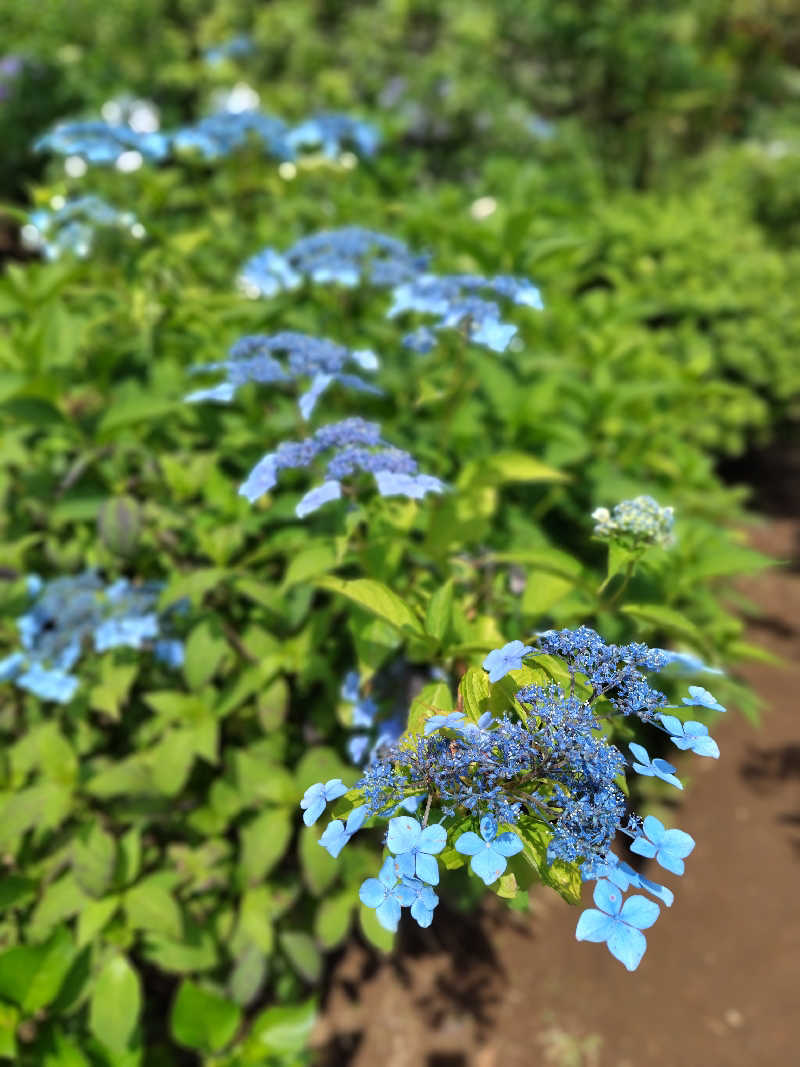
left=315, top=520, right=800, bottom=1067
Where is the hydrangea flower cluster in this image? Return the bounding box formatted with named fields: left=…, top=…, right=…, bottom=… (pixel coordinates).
left=301, top=626, right=726, bottom=969
left=20, top=195, right=145, bottom=261
left=238, top=226, right=429, bottom=297
left=0, top=572, right=183, bottom=703
left=238, top=416, right=447, bottom=517
left=238, top=227, right=544, bottom=354
left=184, top=331, right=381, bottom=418
left=592, top=496, right=675, bottom=548
left=386, top=272, right=543, bottom=353
left=36, top=109, right=380, bottom=168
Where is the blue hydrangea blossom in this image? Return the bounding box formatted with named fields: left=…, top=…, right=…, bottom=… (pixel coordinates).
left=386, top=816, right=447, bottom=884
left=682, top=685, right=726, bottom=713
left=628, top=742, right=684, bottom=790
left=482, top=639, right=534, bottom=682
left=659, top=714, right=720, bottom=758
left=629, top=816, right=695, bottom=876
left=454, top=815, right=523, bottom=886
left=300, top=778, right=348, bottom=827
left=575, top=879, right=660, bottom=972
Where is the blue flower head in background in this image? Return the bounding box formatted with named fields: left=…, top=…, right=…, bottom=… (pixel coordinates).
left=238, top=416, right=446, bottom=517
left=184, top=331, right=381, bottom=418
left=0, top=571, right=183, bottom=703
left=285, top=112, right=381, bottom=159
left=239, top=226, right=429, bottom=297
left=303, top=625, right=724, bottom=968
left=21, top=195, right=145, bottom=261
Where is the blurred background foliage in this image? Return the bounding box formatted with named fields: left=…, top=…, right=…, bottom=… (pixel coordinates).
left=0, top=0, right=797, bottom=1064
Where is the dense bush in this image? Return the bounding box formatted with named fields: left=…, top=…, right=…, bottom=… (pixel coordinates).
left=0, top=3, right=795, bottom=1063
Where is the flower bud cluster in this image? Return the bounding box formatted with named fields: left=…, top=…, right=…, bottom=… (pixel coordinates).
left=591, top=495, right=675, bottom=547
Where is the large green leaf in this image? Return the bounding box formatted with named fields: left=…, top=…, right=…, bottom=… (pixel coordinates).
left=239, top=808, right=293, bottom=885
left=316, top=576, right=424, bottom=635
left=124, top=880, right=183, bottom=940
left=242, top=999, right=316, bottom=1059
left=424, top=579, right=454, bottom=642
left=72, top=822, right=117, bottom=899
left=88, top=954, right=141, bottom=1056
left=170, top=980, right=241, bottom=1054
left=0, top=926, right=74, bottom=1014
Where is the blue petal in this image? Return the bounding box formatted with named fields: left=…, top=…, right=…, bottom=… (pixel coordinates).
left=606, top=922, right=648, bottom=971
left=302, top=797, right=326, bottom=827
left=296, top=480, right=342, bottom=518
left=417, top=824, right=447, bottom=854
left=658, top=713, right=684, bottom=737
left=575, top=909, right=616, bottom=943
left=359, top=878, right=386, bottom=909
left=346, top=806, right=368, bottom=834
left=410, top=901, right=435, bottom=927
left=629, top=836, right=657, bottom=860
left=378, top=855, right=402, bottom=887
left=470, top=847, right=507, bottom=886
left=492, top=831, right=523, bottom=858
left=415, top=852, right=440, bottom=885
left=319, top=821, right=349, bottom=858
left=393, top=852, right=417, bottom=879
left=655, top=849, right=686, bottom=876
left=392, top=883, right=418, bottom=907
left=324, top=779, right=348, bottom=801
left=642, top=815, right=666, bottom=845
left=387, top=816, right=422, bottom=855
left=628, top=742, right=650, bottom=766
left=375, top=897, right=402, bottom=931
left=689, top=735, right=720, bottom=758
left=479, top=814, right=498, bottom=841
left=454, top=831, right=483, bottom=856
left=592, top=879, right=624, bottom=916
left=619, top=895, right=660, bottom=930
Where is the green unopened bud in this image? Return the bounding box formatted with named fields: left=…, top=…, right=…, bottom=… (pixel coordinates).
left=98, top=495, right=141, bottom=557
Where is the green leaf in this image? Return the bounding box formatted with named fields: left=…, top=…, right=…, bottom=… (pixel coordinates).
left=42, top=1030, right=91, bottom=1067
left=89, top=660, right=138, bottom=720
left=235, top=889, right=274, bottom=955
left=515, top=817, right=582, bottom=905
left=243, top=999, right=316, bottom=1058
left=294, top=747, right=352, bottom=794
left=170, top=980, right=241, bottom=1054
left=606, top=541, right=638, bottom=582
left=0, top=1001, right=18, bottom=1059
left=72, top=822, right=117, bottom=899
left=424, top=579, right=454, bottom=642
left=76, top=896, right=120, bottom=948
left=459, top=667, right=491, bottom=723
left=158, top=568, right=229, bottom=610
left=281, top=543, right=337, bottom=590
left=279, top=931, right=322, bottom=983
left=124, top=880, right=183, bottom=940
left=0, top=926, right=74, bottom=1013
left=464, top=451, right=568, bottom=486
left=239, top=809, right=293, bottom=885
left=142, top=926, right=219, bottom=974
left=621, top=603, right=704, bottom=644
left=88, top=954, right=141, bottom=1056
left=316, top=577, right=424, bottom=635
left=299, top=825, right=339, bottom=896
left=358, top=903, right=394, bottom=952
left=405, top=680, right=454, bottom=736
left=183, top=619, right=229, bottom=690
left=0, top=783, right=72, bottom=849
left=228, top=945, right=266, bottom=1008
left=521, top=571, right=574, bottom=616
left=314, top=893, right=353, bottom=950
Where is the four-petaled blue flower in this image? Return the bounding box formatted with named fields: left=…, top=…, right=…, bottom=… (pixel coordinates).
left=423, top=711, right=467, bottom=736
left=659, top=714, right=720, bottom=759
left=586, top=853, right=674, bottom=908
left=628, top=743, right=683, bottom=790
left=359, top=856, right=417, bottom=931
left=682, top=686, right=726, bottom=713
left=300, top=778, right=348, bottom=826
left=629, top=815, right=695, bottom=875
left=455, top=815, right=523, bottom=885
left=575, top=879, right=660, bottom=971
left=386, top=816, right=447, bottom=884
left=318, top=805, right=368, bottom=857
left=404, top=878, right=439, bottom=927
left=482, top=640, right=534, bottom=683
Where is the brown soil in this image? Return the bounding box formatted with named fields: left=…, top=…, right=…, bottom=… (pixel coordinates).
left=314, top=519, right=800, bottom=1067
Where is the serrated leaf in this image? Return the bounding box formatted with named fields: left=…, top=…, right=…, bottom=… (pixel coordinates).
left=281, top=543, right=337, bottom=590
left=515, top=817, right=582, bottom=905
left=425, top=580, right=454, bottom=642
left=72, top=823, right=117, bottom=899
left=0, top=783, right=72, bottom=849
left=459, top=667, right=491, bottom=724
left=0, top=926, right=74, bottom=1013
left=406, top=681, right=454, bottom=736
left=314, top=893, right=353, bottom=950
left=124, top=880, right=183, bottom=939
left=316, top=577, right=424, bottom=635
left=279, top=931, right=322, bottom=983
left=183, top=619, right=229, bottom=690
left=239, top=809, right=293, bottom=885
left=89, top=660, right=138, bottom=720
left=170, top=980, right=241, bottom=1054
left=243, top=999, right=316, bottom=1058
left=358, top=903, right=395, bottom=952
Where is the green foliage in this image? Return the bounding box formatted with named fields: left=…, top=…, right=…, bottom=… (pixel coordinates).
left=0, top=0, right=792, bottom=1060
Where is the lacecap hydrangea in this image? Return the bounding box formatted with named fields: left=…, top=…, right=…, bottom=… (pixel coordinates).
left=592, top=496, right=675, bottom=548
left=300, top=626, right=726, bottom=971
